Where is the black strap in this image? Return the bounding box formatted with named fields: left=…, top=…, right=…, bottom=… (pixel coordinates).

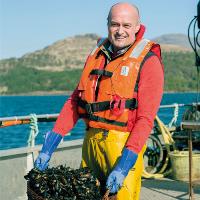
left=79, top=113, right=127, bottom=127
left=134, top=51, right=157, bottom=92
left=78, top=98, right=137, bottom=114
left=90, top=69, right=113, bottom=77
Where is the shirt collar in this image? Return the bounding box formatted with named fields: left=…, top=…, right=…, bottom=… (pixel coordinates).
left=108, top=44, right=132, bottom=59
left=100, top=41, right=132, bottom=60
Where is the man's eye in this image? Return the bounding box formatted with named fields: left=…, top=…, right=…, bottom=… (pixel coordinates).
left=111, top=23, right=119, bottom=27
left=124, top=25, right=131, bottom=28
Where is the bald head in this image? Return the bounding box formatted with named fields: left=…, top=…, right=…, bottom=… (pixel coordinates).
left=107, top=2, right=141, bottom=51
left=108, top=2, right=140, bottom=25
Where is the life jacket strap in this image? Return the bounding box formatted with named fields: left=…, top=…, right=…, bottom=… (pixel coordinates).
left=79, top=113, right=127, bottom=127
left=134, top=51, right=156, bottom=92
left=90, top=69, right=113, bottom=77
left=78, top=98, right=137, bottom=114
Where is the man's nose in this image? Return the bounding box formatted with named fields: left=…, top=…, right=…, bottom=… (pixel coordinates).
left=116, top=25, right=123, bottom=34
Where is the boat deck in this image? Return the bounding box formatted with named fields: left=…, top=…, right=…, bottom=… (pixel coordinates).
left=141, top=178, right=200, bottom=200
left=1, top=140, right=199, bottom=200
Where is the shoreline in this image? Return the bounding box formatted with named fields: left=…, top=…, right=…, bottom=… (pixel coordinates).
left=0, top=90, right=73, bottom=96
left=0, top=90, right=198, bottom=96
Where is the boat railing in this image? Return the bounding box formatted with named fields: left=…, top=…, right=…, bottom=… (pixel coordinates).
left=0, top=102, right=198, bottom=148
left=1, top=102, right=196, bottom=124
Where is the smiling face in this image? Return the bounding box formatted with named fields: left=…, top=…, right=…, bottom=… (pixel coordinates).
left=107, top=3, right=140, bottom=51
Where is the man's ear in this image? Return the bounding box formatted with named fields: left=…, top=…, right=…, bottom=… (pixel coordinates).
left=135, top=24, right=141, bottom=33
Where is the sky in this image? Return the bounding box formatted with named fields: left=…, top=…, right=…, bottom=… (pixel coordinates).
left=0, top=0, right=199, bottom=59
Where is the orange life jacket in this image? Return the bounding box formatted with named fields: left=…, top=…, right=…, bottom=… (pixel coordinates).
left=77, top=38, right=156, bottom=131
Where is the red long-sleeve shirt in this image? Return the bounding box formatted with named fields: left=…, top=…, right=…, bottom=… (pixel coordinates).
left=126, top=55, right=164, bottom=153
left=53, top=25, right=164, bottom=154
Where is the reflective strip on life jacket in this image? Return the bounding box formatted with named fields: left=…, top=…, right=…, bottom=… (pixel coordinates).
left=129, top=39, right=150, bottom=58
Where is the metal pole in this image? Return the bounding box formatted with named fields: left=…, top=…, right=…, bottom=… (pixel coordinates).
left=188, top=130, right=194, bottom=200
left=182, top=121, right=200, bottom=199
left=0, top=113, right=59, bottom=122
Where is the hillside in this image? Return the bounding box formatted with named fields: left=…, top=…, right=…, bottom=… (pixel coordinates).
left=0, top=34, right=98, bottom=73
left=153, top=33, right=191, bottom=48
left=153, top=34, right=192, bottom=52
left=0, top=33, right=197, bottom=94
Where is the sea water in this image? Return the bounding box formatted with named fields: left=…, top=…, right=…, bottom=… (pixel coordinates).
left=0, top=93, right=197, bottom=150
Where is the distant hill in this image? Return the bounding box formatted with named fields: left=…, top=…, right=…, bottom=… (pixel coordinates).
left=0, top=33, right=192, bottom=71
left=21, top=33, right=99, bottom=70
left=0, top=33, right=197, bottom=94
left=152, top=33, right=192, bottom=52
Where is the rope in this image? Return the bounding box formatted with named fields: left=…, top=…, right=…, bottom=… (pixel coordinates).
left=142, top=115, right=176, bottom=179
left=27, top=114, right=39, bottom=147
left=102, top=190, right=110, bottom=200
left=102, top=189, right=117, bottom=200
left=168, top=103, right=179, bottom=128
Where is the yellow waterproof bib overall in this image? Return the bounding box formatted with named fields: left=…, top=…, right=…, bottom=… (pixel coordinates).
left=81, top=128, right=146, bottom=200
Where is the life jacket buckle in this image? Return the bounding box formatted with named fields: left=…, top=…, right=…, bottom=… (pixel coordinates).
left=110, top=95, right=125, bottom=116
left=103, top=129, right=108, bottom=137
left=85, top=104, right=93, bottom=114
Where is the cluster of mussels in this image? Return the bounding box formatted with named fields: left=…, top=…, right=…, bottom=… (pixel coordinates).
left=24, top=165, right=102, bottom=200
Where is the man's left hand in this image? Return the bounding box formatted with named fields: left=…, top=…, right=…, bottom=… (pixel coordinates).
left=106, top=168, right=125, bottom=194
left=106, top=148, right=138, bottom=194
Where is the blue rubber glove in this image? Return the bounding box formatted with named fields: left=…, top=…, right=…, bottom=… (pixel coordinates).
left=106, top=148, right=138, bottom=194
left=34, top=131, right=62, bottom=171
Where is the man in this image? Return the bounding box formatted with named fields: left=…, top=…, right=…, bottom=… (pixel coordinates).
left=35, top=2, right=164, bottom=200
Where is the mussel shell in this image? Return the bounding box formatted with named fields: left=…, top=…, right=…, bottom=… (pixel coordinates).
left=25, top=165, right=102, bottom=200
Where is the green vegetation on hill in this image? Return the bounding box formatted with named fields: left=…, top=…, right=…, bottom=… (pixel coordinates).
left=19, top=53, right=62, bottom=67
left=162, top=51, right=196, bottom=91
left=0, top=64, right=82, bottom=94
left=0, top=51, right=198, bottom=94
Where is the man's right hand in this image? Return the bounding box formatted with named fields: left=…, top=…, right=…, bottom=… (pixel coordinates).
left=34, top=152, right=51, bottom=171
left=34, top=131, right=62, bottom=171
